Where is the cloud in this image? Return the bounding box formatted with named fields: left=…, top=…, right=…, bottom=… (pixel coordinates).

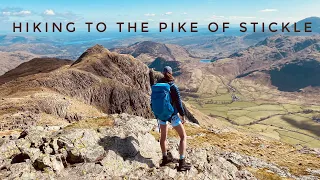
left=164, top=12, right=173, bottom=15
left=14, top=10, right=31, bottom=16
left=212, top=15, right=225, bottom=19
left=206, top=15, right=225, bottom=20
left=41, top=10, right=83, bottom=22
left=160, top=18, right=170, bottom=21
left=260, top=9, right=278, bottom=12
left=0, top=8, right=32, bottom=17
left=43, top=9, right=55, bottom=16
left=144, top=13, right=155, bottom=17
left=229, top=16, right=256, bottom=19
left=182, top=12, right=187, bottom=15
left=0, top=16, right=9, bottom=21
left=205, top=15, right=257, bottom=22
left=2, top=12, right=10, bottom=15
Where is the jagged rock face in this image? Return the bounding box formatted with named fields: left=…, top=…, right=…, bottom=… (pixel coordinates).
left=0, top=45, right=154, bottom=130
left=72, top=45, right=151, bottom=93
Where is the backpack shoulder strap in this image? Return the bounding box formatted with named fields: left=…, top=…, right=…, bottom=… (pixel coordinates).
left=168, top=82, right=174, bottom=87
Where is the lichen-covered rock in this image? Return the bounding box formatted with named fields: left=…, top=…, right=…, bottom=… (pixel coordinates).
left=0, top=113, right=318, bottom=180
left=33, top=155, right=64, bottom=173
left=0, top=140, right=20, bottom=160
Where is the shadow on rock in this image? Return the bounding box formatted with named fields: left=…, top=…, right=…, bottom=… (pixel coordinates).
left=98, top=136, right=155, bottom=168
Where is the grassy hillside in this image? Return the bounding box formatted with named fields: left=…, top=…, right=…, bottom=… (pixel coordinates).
left=184, top=92, right=320, bottom=148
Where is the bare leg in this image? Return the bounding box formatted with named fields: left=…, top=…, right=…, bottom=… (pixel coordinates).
left=173, top=124, right=187, bottom=157
left=160, top=124, right=168, bottom=154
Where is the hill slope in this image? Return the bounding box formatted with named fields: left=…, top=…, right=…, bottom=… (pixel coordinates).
left=111, top=41, right=198, bottom=63
left=0, top=45, right=153, bottom=131
left=0, top=51, right=38, bottom=76
left=0, top=58, right=72, bottom=85
left=293, top=17, right=320, bottom=33
left=175, top=35, right=320, bottom=148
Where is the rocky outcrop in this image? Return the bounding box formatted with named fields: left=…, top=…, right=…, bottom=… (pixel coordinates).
left=1, top=114, right=318, bottom=180
left=0, top=45, right=155, bottom=131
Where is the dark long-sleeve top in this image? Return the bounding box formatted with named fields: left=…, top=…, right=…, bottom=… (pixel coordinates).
left=157, top=78, right=185, bottom=116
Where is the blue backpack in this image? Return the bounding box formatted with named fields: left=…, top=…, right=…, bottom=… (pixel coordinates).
left=151, top=83, right=174, bottom=121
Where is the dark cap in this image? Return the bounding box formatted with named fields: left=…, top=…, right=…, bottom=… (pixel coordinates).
left=163, top=66, right=173, bottom=74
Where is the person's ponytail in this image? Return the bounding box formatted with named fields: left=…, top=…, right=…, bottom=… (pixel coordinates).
left=164, top=72, right=174, bottom=82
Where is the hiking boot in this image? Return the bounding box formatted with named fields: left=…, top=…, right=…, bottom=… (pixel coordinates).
left=177, top=158, right=191, bottom=171
left=160, top=155, right=174, bottom=167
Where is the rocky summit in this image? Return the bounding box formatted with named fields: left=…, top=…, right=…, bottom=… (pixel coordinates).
left=1, top=113, right=319, bottom=180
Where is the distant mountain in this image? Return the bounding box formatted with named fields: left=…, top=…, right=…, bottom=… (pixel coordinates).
left=164, top=35, right=260, bottom=59
left=230, top=35, right=320, bottom=74
left=0, top=51, right=38, bottom=75
left=224, top=35, right=320, bottom=96
left=177, top=35, right=320, bottom=103
left=148, top=57, right=182, bottom=76
left=111, top=41, right=198, bottom=63
left=294, top=17, right=320, bottom=33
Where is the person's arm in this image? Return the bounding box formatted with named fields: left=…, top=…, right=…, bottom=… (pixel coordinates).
left=149, top=69, right=155, bottom=86
left=170, top=84, right=185, bottom=117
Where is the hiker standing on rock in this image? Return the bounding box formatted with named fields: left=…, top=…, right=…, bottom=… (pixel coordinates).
left=151, top=66, right=191, bottom=171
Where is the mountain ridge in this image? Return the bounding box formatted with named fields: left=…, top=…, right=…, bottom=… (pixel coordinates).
left=111, top=41, right=199, bottom=63
left=0, top=45, right=154, bottom=132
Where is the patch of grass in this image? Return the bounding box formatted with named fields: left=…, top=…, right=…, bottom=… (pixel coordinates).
left=0, top=129, right=22, bottom=136
left=206, top=106, right=230, bottom=112
left=277, top=129, right=320, bottom=148
left=246, top=111, right=287, bottom=120
left=216, top=88, right=229, bottom=94
left=233, top=116, right=256, bottom=125
left=207, top=111, right=228, bottom=118
left=243, top=124, right=281, bottom=140
left=263, top=114, right=320, bottom=139
left=303, top=105, right=320, bottom=112
left=227, top=101, right=257, bottom=108
left=227, top=109, right=250, bottom=117
left=250, top=168, right=283, bottom=180
left=186, top=93, right=319, bottom=148
left=64, top=116, right=114, bottom=129
left=0, top=107, right=19, bottom=116
left=282, top=104, right=303, bottom=113
left=245, top=104, right=284, bottom=111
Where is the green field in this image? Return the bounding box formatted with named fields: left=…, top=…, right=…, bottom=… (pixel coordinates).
left=185, top=94, right=320, bottom=148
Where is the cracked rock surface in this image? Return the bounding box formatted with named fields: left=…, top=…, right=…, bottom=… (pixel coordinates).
left=0, top=114, right=318, bottom=180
